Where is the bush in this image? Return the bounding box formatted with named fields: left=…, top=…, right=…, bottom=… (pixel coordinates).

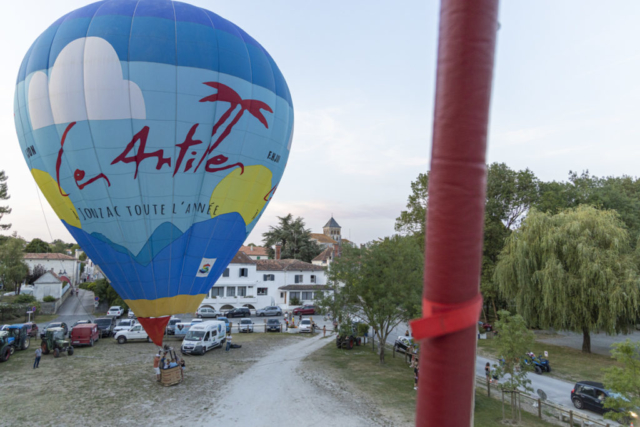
left=43, top=296, right=56, bottom=302
left=14, top=294, right=37, bottom=304
left=356, top=323, right=370, bottom=337
left=289, top=297, right=301, bottom=306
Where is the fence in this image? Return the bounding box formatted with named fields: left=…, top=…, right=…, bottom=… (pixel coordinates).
left=476, top=375, right=618, bottom=427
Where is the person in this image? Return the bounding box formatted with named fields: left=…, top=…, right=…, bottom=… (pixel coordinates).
left=405, top=330, right=410, bottom=337
left=485, top=362, right=491, bottom=384
left=414, top=363, right=419, bottom=391
left=226, top=332, right=232, bottom=351
left=333, top=320, right=338, bottom=333
left=179, top=357, right=186, bottom=379
left=34, top=347, right=42, bottom=369
left=153, top=351, right=162, bottom=381
left=323, top=325, right=326, bottom=337
left=299, top=313, right=303, bottom=322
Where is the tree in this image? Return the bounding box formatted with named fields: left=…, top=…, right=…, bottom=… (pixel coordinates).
left=26, top=264, right=47, bottom=284
left=262, top=214, right=322, bottom=262
left=0, top=171, right=11, bottom=231
left=603, top=340, right=640, bottom=423
left=50, top=239, right=69, bottom=254
left=0, top=235, right=29, bottom=294
left=495, top=206, right=640, bottom=353
left=79, top=252, right=87, bottom=261
left=326, top=235, right=423, bottom=363
left=24, top=238, right=51, bottom=253
left=491, top=310, right=535, bottom=423
left=394, top=172, right=429, bottom=249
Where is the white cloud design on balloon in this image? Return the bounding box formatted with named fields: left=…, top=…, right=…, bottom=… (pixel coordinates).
left=28, top=37, right=145, bottom=130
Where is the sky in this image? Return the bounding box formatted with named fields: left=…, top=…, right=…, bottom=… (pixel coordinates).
left=2, top=1, right=640, bottom=247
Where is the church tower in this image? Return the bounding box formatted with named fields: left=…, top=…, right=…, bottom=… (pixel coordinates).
left=323, top=217, right=342, bottom=242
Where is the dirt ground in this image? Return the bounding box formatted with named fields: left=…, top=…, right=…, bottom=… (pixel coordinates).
left=0, top=333, right=309, bottom=427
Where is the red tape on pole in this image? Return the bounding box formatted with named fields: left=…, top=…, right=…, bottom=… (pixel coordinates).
left=410, top=294, right=483, bottom=340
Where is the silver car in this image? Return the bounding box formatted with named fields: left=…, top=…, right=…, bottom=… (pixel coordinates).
left=196, top=306, right=218, bottom=318
left=256, top=306, right=282, bottom=317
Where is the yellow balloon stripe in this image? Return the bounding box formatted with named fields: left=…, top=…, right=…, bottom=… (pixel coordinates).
left=125, top=294, right=206, bottom=318
left=31, top=168, right=81, bottom=228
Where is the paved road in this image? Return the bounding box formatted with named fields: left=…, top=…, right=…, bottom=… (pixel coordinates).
left=476, top=355, right=620, bottom=426
left=536, top=330, right=640, bottom=357
left=38, top=288, right=96, bottom=330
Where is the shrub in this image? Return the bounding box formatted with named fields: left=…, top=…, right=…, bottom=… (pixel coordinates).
left=289, top=297, right=301, bottom=306
left=14, top=294, right=37, bottom=304
left=356, top=323, right=370, bottom=337
left=43, top=296, right=56, bottom=302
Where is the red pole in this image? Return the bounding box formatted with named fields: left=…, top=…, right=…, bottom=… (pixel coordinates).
left=415, top=1, right=499, bottom=427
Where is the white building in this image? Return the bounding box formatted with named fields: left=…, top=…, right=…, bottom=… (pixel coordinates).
left=199, top=252, right=328, bottom=312
left=239, top=245, right=270, bottom=261
left=24, top=253, right=80, bottom=285
left=33, top=271, right=69, bottom=301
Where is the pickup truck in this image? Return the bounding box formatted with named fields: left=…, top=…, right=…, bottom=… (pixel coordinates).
left=114, top=324, right=151, bottom=344
left=113, top=319, right=137, bottom=334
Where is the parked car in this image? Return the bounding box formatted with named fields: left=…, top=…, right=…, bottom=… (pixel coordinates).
left=292, top=305, right=316, bottom=316
left=114, top=324, right=151, bottom=344
left=71, top=320, right=92, bottom=328
left=196, top=306, right=218, bottom=318
left=266, top=319, right=282, bottom=332
left=225, top=307, right=251, bottom=318
left=239, top=318, right=254, bottom=333
left=107, top=306, right=124, bottom=318
left=571, top=380, right=639, bottom=420
left=217, top=317, right=230, bottom=333
left=298, top=318, right=313, bottom=333
left=128, top=309, right=135, bottom=319
left=113, top=319, right=137, bottom=333
left=191, top=318, right=203, bottom=324
left=4, top=325, right=31, bottom=352
left=94, top=317, right=115, bottom=338
left=23, top=322, right=39, bottom=338
left=166, top=317, right=182, bottom=335
left=256, top=306, right=282, bottom=317
left=181, top=321, right=225, bottom=355
left=394, top=336, right=414, bottom=354
left=70, top=323, right=100, bottom=347
left=41, top=322, right=69, bottom=339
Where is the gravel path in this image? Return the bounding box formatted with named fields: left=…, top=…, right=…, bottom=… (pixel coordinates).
left=208, top=334, right=373, bottom=427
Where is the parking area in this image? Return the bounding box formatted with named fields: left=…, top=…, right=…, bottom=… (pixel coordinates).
left=0, top=331, right=311, bottom=426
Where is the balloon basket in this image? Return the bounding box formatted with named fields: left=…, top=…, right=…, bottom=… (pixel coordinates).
left=160, top=366, right=183, bottom=387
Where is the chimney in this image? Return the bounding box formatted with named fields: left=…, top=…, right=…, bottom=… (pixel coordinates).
left=333, top=243, right=340, bottom=258
left=250, top=246, right=254, bottom=252
left=275, top=244, right=281, bottom=260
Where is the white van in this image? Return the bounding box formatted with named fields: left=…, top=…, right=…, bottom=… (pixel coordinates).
left=181, top=320, right=226, bottom=355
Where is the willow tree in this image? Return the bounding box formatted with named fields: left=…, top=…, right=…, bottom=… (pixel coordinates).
left=495, top=205, right=640, bottom=353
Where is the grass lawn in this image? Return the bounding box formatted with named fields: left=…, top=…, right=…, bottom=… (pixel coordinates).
left=477, top=334, right=619, bottom=384
left=474, top=388, right=556, bottom=427
left=305, top=342, right=556, bottom=426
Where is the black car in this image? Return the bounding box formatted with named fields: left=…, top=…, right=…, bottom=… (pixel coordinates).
left=71, top=320, right=92, bottom=328
left=226, top=308, right=251, bottom=318
left=166, top=318, right=182, bottom=335
left=266, top=319, right=282, bottom=332
left=94, top=318, right=115, bottom=338
left=571, top=381, right=638, bottom=420
left=40, top=322, right=69, bottom=339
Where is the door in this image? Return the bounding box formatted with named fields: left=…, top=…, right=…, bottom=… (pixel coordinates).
left=579, top=386, right=599, bottom=410
left=130, top=325, right=144, bottom=340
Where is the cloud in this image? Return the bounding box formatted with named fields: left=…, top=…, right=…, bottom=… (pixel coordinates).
left=28, top=37, right=145, bottom=130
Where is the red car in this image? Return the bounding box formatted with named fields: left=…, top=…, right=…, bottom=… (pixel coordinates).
left=293, top=305, right=316, bottom=315
left=70, top=324, right=100, bottom=347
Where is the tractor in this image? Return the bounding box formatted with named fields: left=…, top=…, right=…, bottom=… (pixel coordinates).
left=41, top=327, right=74, bottom=358
left=5, top=324, right=31, bottom=353
left=0, top=331, right=12, bottom=362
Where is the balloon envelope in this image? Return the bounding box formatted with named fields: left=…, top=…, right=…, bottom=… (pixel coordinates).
left=14, top=0, right=293, bottom=344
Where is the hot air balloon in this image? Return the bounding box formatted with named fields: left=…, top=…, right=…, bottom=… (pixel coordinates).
left=14, top=0, right=293, bottom=346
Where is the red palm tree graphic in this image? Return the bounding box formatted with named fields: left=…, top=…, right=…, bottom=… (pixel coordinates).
left=194, top=82, right=273, bottom=173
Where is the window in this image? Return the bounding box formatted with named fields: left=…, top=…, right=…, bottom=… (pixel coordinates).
left=239, top=268, right=248, bottom=277
left=222, top=268, right=229, bottom=278
left=204, top=332, right=210, bottom=340
left=294, top=274, right=303, bottom=283
left=210, top=287, right=224, bottom=297
left=238, top=286, right=247, bottom=297
left=257, top=287, right=268, bottom=296
left=290, top=291, right=300, bottom=300
left=257, top=256, right=261, bottom=260
left=310, top=275, right=316, bottom=283
left=280, top=292, right=284, bottom=298
left=263, top=274, right=274, bottom=281
left=226, top=287, right=236, bottom=297
left=302, top=292, right=313, bottom=300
